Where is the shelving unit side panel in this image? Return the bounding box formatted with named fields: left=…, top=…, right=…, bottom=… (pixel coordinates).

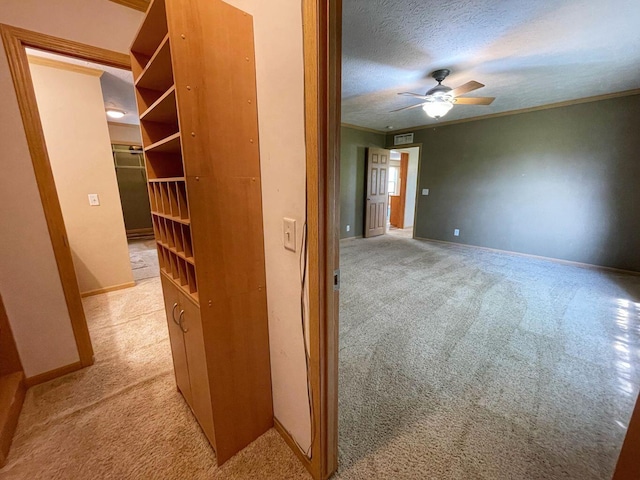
left=187, top=176, right=267, bottom=300
left=164, top=0, right=273, bottom=465
left=187, top=174, right=272, bottom=463
left=165, top=0, right=261, bottom=179
left=202, top=288, right=273, bottom=465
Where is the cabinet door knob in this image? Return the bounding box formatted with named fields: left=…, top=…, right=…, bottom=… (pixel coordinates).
left=178, top=310, right=188, bottom=333
left=172, top=303, right=180, bottom=325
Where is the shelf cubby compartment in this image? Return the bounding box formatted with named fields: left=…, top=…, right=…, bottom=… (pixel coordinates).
left=144, top=132, right=181, bottom=154
left=159, top=182, right=170, bottom=214
left=158, top=245, right=168, bottom=273
left=145, top=151, right=184, bottom=179
left=158, top=216, right=167, bottom=244
left=156, top=245, right=163, bottom=269
left=177, top=257, right=189, bottom=287
left=164, top=248, right=172, bottom=274
left=153, top=183, right=162, bottom=212
left=182, top=224, right=194, bottom=260
left=148, top=184, right=158, bottom=212
left=135, top=36, right=174, bottom=102
left=169, top=251, right=179, bottom=281
left=139, top=86, right=179, bottom=146
left=187, top=263, right=198, bottom=298
left=139, top=85, right=177, bottom=124
left=177, top=181, right=189, bottom=219
left=130, top=0, right=168, bottom=78
left=152, top=215, right=160, bottom=238
left=168, top=182, right=179, bottom=217
left=141, top=119, right=179, bottom=148
left=174, top=221, right=185, bottom=253
left=166, top=219, right=176, bottom=249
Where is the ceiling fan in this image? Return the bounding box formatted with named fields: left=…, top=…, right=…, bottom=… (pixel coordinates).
left=392, top=69, right=495, bottom=119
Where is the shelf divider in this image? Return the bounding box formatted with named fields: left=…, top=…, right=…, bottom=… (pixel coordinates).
left=144, top=132, right=181, bottom=153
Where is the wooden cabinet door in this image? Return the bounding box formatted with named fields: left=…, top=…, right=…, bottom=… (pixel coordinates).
left=160, top=275, right=192, bottom=405
left=178, top=291, right=215, bottom=446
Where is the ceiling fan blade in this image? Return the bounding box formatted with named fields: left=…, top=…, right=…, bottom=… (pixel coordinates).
left=398, top=92, right=429, bottom=99
left=454, top=96, right=495, bottom=105
left=450, top=81, right=484, bottom=97
left=390, top=102, right=427, bottom=113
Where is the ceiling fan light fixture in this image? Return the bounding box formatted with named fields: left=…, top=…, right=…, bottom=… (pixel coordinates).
left=422, top=100, right=453, bottom=119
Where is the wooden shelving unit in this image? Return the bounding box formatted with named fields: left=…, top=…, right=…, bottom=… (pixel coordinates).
left=131, top=0, right=272, bottom=466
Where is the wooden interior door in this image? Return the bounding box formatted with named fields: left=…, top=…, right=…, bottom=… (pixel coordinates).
left=364, top=148, right=390, bottom=237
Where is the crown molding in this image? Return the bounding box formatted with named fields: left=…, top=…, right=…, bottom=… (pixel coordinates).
left=340, top=122, right=386, bottom=135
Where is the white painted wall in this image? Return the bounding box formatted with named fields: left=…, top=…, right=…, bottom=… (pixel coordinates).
left=399, top=146, right=420, bottom=228
left=223, top=0, right=312, bottom=452
left=29, top=62, right=134, bottom=295
left=0, top=0, right=142, bottom=378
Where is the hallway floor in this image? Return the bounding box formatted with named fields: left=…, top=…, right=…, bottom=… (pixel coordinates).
left=128, top=237, right=159, bottom=282
left=1, top=277, right=308, bottom=479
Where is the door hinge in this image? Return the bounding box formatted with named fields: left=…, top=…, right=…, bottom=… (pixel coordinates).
left=333, top=269, right=340, bottom=291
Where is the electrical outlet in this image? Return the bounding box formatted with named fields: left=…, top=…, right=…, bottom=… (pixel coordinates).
left=346, top=225, right=350, bottom=232
left=422, top=188, right=429, bottom=196
left=88, top=194, right=100, bottom=206
left=283, top=218, right=296, bottom=252
left=454, top=229, right=460, bottom=237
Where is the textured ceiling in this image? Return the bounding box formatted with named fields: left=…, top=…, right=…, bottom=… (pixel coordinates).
left=342, top=0, right=640, bottom=131
left=26, top=48, right=139, bottom=125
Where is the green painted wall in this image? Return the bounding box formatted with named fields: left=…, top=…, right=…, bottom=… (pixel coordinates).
left=386, top=94, right=640, bottom=271
left=340, top=126, right=385, bottom=238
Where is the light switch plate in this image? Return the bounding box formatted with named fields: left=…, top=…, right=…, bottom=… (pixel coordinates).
left=88, top=193, right=100, bottom=206
left=422, top=188, right=429, bottom=196
left=283, top=218, right=296, bottom=252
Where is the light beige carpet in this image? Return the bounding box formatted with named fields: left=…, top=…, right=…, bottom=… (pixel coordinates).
left=0, top=276, right=310, bottom=480
left=335, top=234, right=640, bottom=479
left=3, top=235, right=639, bottom=479
left=129, top=238, right=160, bottom=282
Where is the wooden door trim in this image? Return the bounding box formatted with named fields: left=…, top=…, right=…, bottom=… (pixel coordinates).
left=613, top=394, right=640, bottom=479
left=0, top=24, right=132, bottom=371
left=301, top=0, right=341, bottom=478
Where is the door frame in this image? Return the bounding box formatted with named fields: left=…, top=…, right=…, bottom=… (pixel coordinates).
left=1, top=24, right=132, bottom=377
left=302, top=0, right=341, bottom=478
left=398, top=152, right=409, bottom=228
left=388, top=143, right=424, bottom=239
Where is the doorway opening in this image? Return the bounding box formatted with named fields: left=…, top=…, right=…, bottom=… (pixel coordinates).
left=26, top=48, right=159, bottom=298
left=0, top=24, right=169, bottom=384
left=111, top=143, right=158, bottom=282
left=388, top=146, right=420, bottom=237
